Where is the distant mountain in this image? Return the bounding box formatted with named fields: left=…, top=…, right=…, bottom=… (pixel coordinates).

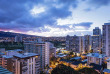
left=0, top=31, right=38, bottom=37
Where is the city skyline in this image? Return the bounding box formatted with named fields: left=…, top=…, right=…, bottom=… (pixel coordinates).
left=0, top=0, right=110, bottom=37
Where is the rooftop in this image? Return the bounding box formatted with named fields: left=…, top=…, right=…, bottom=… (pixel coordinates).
left=57, top=54, right=66, bottom=58
left=107, top=58, right=110, bottom=61
left=2, top=55, right=13, bottom=58
left=0, top=52, right=5, bottom=55
left=95, top=27, right=99, bottom=29
left=104, top=23, right=110, bottom=25
left=82, top=59, right=87, bottom=62
left=14, top=53, right=39, bottom=59
left=103, top=69, right=110, bottom=73
left=60, top=59, right=72, bottom=63
left=72, top=61, right=86, bottom=65
left=7, top=49, right=23, bottom=52
left=14, top=49, right=23, bottom=52
left=0, top=66, right=13, bottom=74
left=70, top=57, right=81, bottom=60
left=87, top=53, right=106, bottom=58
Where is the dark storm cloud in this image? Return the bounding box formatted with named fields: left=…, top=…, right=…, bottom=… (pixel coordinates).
left=0, top=0, right=78, bottom=32
left=51, top=22, right=93, bottom=31
left=87, top=0, right=110, bottom=8
left=74, top=22, right=93, bottom=29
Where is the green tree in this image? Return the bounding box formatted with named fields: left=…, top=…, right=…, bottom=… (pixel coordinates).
left=40, top=70, right=46, bottom=74
left=90, top=49, right=93, bottom=53
left=50, top=56, right=58, bottom=65
left=51, top=64, right=79, bottom=74
left=78, top=67, right=99, bottom=74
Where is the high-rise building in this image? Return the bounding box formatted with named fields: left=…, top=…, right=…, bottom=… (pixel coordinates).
left=93, top=27, right=101, bottom=35
left=0, top=53, right=4, bottom=66
left=15, top=35, right=23, bottom=42
left=66, top=35, right=70, bottom=51
left=66, top=35, right=83, bottom=55
left=24, top=39, right=52, bottom=69
left=50, top=47, right=56, bottom=58
left=102, top=23, right=110, bottom=56
left=13, top=53, right=40, bottom=74
left=0, top=49, right=23, bottom=72
left=83, top=35, right=92, bottom=54
left=92, top=27, right=102, bottom=53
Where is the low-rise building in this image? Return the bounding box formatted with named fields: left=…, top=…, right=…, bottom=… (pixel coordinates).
left=87, top=53, right=106, bottom=65
left=103, top=58, right=110, bottom=74
left=0, top=48, right=5, bottom=53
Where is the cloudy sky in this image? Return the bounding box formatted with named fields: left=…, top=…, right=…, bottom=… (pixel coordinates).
left=0, top=0, right=110, bottom=37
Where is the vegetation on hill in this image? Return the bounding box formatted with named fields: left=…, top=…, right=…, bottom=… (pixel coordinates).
left=50, top=41, right=65, bottom=48
left=0, top=42, right=24, bottom=50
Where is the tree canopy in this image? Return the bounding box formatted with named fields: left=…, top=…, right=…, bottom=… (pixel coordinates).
left=51, top=64, right=79, bottom=74
left=78, top=67, right=99, bottom=74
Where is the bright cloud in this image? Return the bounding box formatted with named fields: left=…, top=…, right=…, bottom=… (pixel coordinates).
left=30, top=6, right=45, bottom=16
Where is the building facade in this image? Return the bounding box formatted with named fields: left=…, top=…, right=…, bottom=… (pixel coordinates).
left=13, top=53, right=40, bottom=74
left=0, top=55, right=13, bottom=72
left=83, top=35, right=92, bottom=54
left=15, top=35, right=23, bottom=42
left=66, top=35, right=82, bottom=55
left=102, top=23, right=110, bottom=56
left=24, top=39, right=53, bottom=69
left=92, top=27, right=102, bottom=53
left=87, top=53, right=105, bottom=65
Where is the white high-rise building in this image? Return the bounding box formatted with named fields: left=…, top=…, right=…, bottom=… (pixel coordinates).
left=15, top=35, right=23, bottom=42
left=102, top=23, right=110, bottom=56
left=24, top=39, right=52, bottom=69
left=13, top=53, right=40, bottom=74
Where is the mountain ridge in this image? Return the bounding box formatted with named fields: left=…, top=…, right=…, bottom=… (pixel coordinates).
left=0, top=31, right=39, bottom=37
